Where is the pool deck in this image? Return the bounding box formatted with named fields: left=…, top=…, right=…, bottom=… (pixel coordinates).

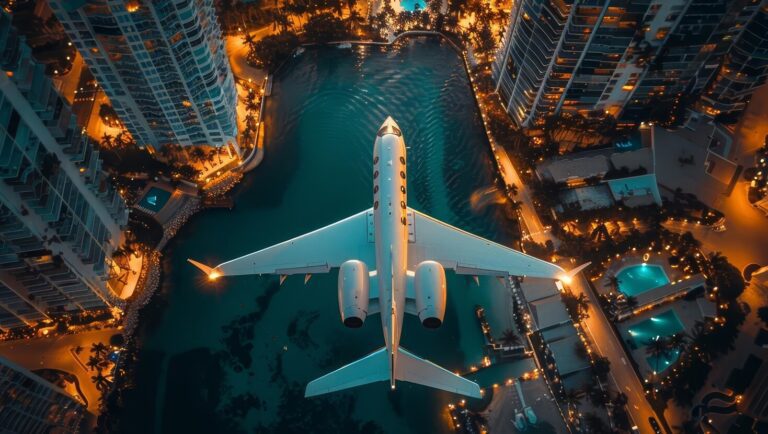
left=599, top=253, right=706, bottom=318
left=134, top=181, right=197, bottom=226
left=618, top=297, right=716, bottom=377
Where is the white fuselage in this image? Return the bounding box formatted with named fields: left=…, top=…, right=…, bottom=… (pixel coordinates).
left=372, top=118, right=408, bottom=388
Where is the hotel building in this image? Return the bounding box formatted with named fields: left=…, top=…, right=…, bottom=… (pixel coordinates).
left=492, top=0, right=767, bottom=126
left=0, top=11, right=127, bottom=331
left=48, top=0, right=238, bottom=149
left=0, top=355, right=86, bottom=433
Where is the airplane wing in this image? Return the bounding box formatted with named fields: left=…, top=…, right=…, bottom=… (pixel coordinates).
left=407, top=208, right=568, bottom=280
left=190, top=209, right=375, bottom=277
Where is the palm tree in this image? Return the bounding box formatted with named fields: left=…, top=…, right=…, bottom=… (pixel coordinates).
left=668, top=332, right=688, bottom=354
left=101, top=133, right=114, bottom=148
left=87, top=355, right=101, bottom=371
left=612, top=392, right=628, bottom=408
left=625, top=295, right=638, bottom=310
left=607, top=275, right=621, bottom=293
left=508, top=183, right=518, bottom=196
left=190, top=147, right=206, bottom=166
left=91, top=371, right=112, bottom=392
left=645, top=336, right=671, bottom=375
left=91, top=342, right=109, bottom=358
left=347, top=9, right=364, bottom=32
left=563, top=388, right=584, bottom=409
left=576, top=292, right=589, bottom=318
left=500, top=328, right=521, bottom=347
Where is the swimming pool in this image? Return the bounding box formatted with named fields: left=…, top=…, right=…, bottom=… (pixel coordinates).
left=138, top=187, right=172, bottom=213
left=625, top=309, right=685, bottom=373
left=616, top=263, right=670, bottom=297
left=400, top=0, right=426, bottom=11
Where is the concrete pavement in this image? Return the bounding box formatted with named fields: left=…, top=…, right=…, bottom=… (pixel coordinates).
left=492, top=144, right=555, bottom=245
left=567, top=272, right=661, bottom=434
left=0, top=328, right=120, bottom=414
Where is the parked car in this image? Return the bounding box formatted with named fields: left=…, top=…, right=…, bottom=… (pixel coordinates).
left=649, top=417, right=663, bottom=434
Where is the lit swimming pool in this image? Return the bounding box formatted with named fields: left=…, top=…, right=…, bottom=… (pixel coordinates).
left=625, top=309, right=685, bottom=373
left=616, top=263, right=670, bottom=297
left=400, top=0, right=426, bottom=11
left=138, top=187, right=172, bottom=213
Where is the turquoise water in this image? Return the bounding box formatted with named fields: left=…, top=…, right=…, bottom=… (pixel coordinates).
left=138, top=187, right=171, bottom=213
left=645, top=349, right=680, bottom=374
left=625, top=309, right=684, bottom=373
left=616, top=263, right=670, bottom=297
left=118, top=39, right=519, bottom=434
left=401, top=0, right=426, bottom=11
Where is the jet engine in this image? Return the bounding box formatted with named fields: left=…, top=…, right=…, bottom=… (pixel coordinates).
left=414, top=261, right=447, bottom=328
left=338, top=260, right=370, bottom=328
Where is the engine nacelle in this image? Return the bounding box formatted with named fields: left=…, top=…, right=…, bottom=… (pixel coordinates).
left=414, top=261, right=447, bottom=328
left=338, top=260, right=370, bottom=328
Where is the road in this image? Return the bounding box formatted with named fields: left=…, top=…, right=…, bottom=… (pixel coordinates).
left=568, top=272, right=661, bottom=433
left=491, top=143, right=554, bottom=245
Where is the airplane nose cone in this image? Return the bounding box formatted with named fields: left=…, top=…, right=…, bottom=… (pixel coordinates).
left=377, top=116, right=401, bottom=137
left=382, top=116, right=396, bottom=128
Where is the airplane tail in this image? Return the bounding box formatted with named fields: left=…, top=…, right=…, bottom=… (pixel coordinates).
left=304, top=347, right=482, bottom=399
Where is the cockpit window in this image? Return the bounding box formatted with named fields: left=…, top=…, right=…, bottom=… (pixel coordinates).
left=377, top=125, right=402, bottom=137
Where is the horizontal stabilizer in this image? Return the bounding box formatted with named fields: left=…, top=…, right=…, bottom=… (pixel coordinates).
left=396, top=347, right=482, bottom=398
left=564, top=262, right=591, bottom=280
left=305, top=348, right=389, bottom=397
left=188, top=259, right=215, bottom=276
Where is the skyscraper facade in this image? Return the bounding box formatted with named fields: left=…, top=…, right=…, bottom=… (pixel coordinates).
left=700, top=2, right=768, bottom=114
left=492, top=0, right=767, bottom=126
left=0, top=11, right=127, bottom=331
left=48, top=0, right=238, bottom=149
left=0, top=356, right=86, bottom=433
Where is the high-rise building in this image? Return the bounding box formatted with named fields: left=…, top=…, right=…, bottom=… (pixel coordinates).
left=0, top=11, right=127, bottom=331
left=700, top=1, right=768, bottom=115
left=48, top=0, right=238, bottom=149
left=0, top=355, right=87, bottom=433
left=492, top=0, right=767, bottom=126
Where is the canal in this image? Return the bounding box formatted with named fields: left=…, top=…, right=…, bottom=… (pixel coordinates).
left=118, top=38, right=520, bottom=433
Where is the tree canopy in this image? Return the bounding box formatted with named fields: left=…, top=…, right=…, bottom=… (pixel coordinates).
left=250, top=32, right=300, bottom=72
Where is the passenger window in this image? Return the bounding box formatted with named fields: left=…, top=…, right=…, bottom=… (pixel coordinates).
left=400, top=171, right=405, bottom=179
left=374, top=170, right=379, bottom=179
left=374, top=185, right=379, bottom=194
left=374, top=201, right=379, bottom=210
left=399, top=156, right=405, bottom=165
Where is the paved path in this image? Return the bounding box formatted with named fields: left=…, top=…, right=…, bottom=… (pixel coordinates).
left=0, top=328, right=119, bottom=414
left=567, top=272, right=661, bottom=433
left=492, top=145, right=554, bottom=245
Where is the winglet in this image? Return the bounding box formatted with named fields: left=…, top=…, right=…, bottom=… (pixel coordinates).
left=188, top=259, right=220, bottom=280
left=559, top=262, right=591, bottom=284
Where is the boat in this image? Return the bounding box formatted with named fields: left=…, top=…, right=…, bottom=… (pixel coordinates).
left=293, top=47, right=305, bottom=57
left=337, top=42, right=352, bottom=49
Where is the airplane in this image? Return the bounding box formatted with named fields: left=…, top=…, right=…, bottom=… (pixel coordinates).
left=189, top=116, right=588, bottom=399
